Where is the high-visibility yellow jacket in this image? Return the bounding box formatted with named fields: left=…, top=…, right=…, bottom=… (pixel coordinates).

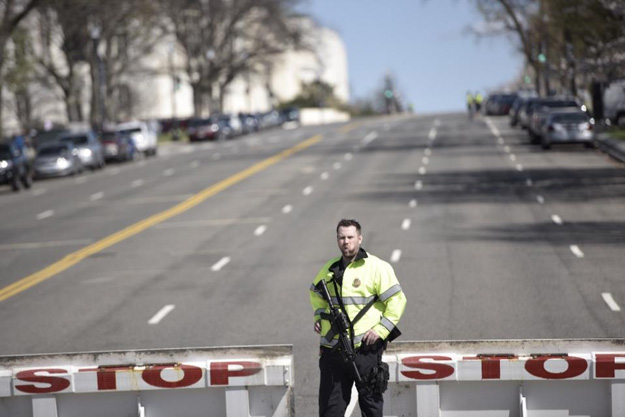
left=310, top=249, right=407, bottom=349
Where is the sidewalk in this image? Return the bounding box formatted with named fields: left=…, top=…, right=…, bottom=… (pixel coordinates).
left=596, top=133, right=625, bottom=164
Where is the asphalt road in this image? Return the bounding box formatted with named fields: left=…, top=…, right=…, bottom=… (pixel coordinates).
left=0, top=113, right=624, bottom=415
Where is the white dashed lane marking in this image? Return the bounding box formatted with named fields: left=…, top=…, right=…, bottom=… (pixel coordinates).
left=362, top=131, right=378, bottom=145
left=536, top=195, right=545, bottom=204
left=401, top=219, right=411, bottom=230
left=422, top=157, right=429, bottom=165
left=409, top=199, right=418, bottom=208
left=509, top=154, right=517, bottom=162
left=191, top=160, right=200, bottom=168
left=415, top=181, right=423, bottom=190
left=418, top=167, right=426, bottom=175
left=344, top=153, right=353, bottom=161
left=602, top=293, right=621, bottom=312
left=254, top=225, right=267, bottom=236
left=163, top=169, right=175, bottom=177
left=148, top=305, right=175, bottom=325
left=428, top=128, right=437, bottom=141
left=211, top=256, right=231, bottom=272
left=390, top=250, right=402, bottom=263
left=504, top=146, right=511, bottom=153
left=570, top=245, right=584, bottom=258
left=516, top=164, right=524, bottom=172
left=90, top=192, right=104, bottom=201
left=37, top=210, right=54, bottom=220
left=526, top=179, right=533, bottom=187
left=320, top=172, right=329, bottom=180
left=131, top=179, right=144, bottom=188
left=303, top=186, right=313, bottom=196
left=282, top=205, right=293, bottom=214
left=424, top=149, right=432, bottom=156
left=333, top=162, right=342, bottom=170
left=552, top=215, right=563, bottom=225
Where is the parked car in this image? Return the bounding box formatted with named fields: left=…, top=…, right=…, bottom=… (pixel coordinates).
left=527, top=98, right=582, bottom=142
left=187, top=118, right=223, bottom=142
left=485, top=93, right=518, bottom=116
left=280, top=107, right=300, bottom=123
left=0, top=142, right=32, bottom=191
left=239, top=113, right=260, bottom=134
left=116, top=121, right=158, bottom=156
left=217, top=114, right=243, bottom=137
left=59, top=131, right=105, bottom=170
left=33, top=143, right=83, bottom=178
left=539, top=110, right=595, bottom=149
left=101, top=131, right=135, bottom=162
left=509, top=97, right=527, bottom=127
left=518, top=98, right=541, bottom=130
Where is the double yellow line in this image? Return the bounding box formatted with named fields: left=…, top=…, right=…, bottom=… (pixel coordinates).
left=0, top=134, right=323, bottom=303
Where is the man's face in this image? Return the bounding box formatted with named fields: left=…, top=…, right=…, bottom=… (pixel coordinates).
left=337, top=226, right=362, bottom=259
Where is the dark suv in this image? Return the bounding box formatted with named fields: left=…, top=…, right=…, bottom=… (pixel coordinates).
left=0, top=142, right=33, bottom=191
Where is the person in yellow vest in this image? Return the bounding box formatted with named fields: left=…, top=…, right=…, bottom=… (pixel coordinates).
left=475, top=92, right=484, bottom=114
left=310, top=219, right=407, bottom=417
left=466, top=91, right=474, bottom=118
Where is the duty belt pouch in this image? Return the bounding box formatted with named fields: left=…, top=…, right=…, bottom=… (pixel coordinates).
left=364, top=351, right=389, bottom=395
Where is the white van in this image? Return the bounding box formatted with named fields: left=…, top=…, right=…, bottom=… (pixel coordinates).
left=604, top=80, right=625, bottom=126
left=116, top=121, right=158, bottom=156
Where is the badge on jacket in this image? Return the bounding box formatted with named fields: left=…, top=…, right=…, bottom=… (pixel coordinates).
left=352, top=278, right=361, bottom=288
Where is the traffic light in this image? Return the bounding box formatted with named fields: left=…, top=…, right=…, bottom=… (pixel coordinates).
left=537, top=53, right=546, bottom=63
left=384, top=90, right=394, bottom=99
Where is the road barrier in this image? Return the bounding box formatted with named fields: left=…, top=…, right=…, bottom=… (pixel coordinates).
left=382, top=339, right=625, bottom=417
left=4, top=340, right=625, bottom=416
left=0, top=345, right=293, bottom=417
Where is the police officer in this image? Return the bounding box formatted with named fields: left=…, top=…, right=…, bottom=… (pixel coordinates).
left=310, top=219, right=407, bottom=417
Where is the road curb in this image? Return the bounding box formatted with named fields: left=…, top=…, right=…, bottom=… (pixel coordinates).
left=596, top=133, right=625, bottom=164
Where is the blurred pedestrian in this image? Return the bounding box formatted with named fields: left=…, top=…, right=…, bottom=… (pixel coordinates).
left=466, top=91, right=474, bottom=119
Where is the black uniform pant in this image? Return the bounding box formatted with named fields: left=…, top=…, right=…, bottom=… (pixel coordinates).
left=318, top=341, right=385, bottom=417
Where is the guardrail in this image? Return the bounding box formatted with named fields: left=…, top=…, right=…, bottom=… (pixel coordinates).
left=383, top=339, right=625, bottom=417
left=0, top=345, right=293, bottom=417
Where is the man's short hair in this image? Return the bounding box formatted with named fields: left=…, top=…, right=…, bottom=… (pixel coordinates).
left=336, top=219, right=361, bottom=234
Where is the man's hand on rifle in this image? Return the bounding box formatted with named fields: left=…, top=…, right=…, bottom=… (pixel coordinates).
left=314, top=321, right=321, bottom=334
left=362, top=329, right=380, bottom=345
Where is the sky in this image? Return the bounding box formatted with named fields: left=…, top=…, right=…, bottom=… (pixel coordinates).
left=300, top=0, right=525, bottom=114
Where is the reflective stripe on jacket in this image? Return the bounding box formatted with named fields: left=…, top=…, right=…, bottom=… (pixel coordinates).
left=309, top=250, right=407, bottom=349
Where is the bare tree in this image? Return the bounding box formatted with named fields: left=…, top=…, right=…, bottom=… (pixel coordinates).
left=33, top=0, right=90, bottom=123
left=0, top=0, right=40, bottom=134
left=85, top=0, right=165, bottom=124
left=4, top=27, right=35, bottom=130
left=162, top=0, right=305, bottom=116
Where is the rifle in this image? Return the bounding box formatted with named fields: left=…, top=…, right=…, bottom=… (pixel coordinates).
left=316, top=279, right=363, bottom=388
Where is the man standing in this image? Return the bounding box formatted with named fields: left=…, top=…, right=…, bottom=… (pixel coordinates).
left=310, top=219, right=407, bottom=417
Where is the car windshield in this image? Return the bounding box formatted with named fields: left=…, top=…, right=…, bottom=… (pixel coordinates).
left=118, top=128, right=142, bottom=135
left=60, top=135, right=89, bottom=145
left=36, top=130, right=68, bottom=146
left=38, top=146, right=68, bottom=156
left=545, top=100, right=579, bottom=108
left=188, top=119, right=213, bottom=127
left=552, top=113, right=589, bottom=123
left=101, top=132, right=118, bottom=141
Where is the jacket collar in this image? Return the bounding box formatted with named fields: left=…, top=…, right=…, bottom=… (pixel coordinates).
left=329, top=247, right=368, bottom=272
